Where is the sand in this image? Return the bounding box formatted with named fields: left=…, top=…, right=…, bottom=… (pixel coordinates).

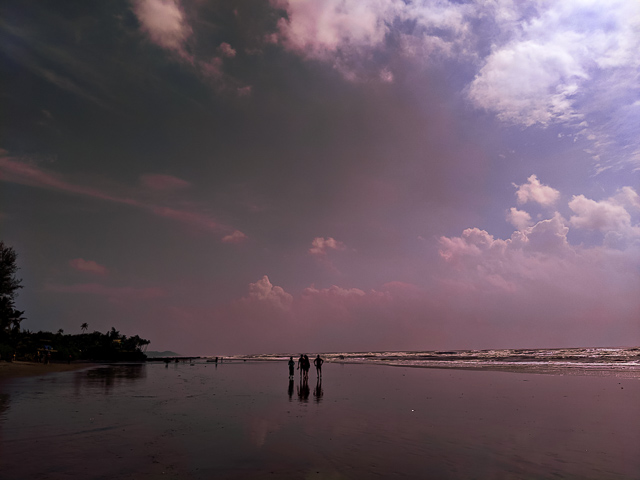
left=0, top=361, right=638, bottom=479
left=0, top=360, right=94, bottom=381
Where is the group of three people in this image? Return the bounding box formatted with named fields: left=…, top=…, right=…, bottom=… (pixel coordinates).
left=288, top=354, right=323, bottom=380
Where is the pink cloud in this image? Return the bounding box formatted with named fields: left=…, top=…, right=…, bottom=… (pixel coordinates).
left=514, top=174, right=560, bottom=207
left=218, top=42, right=237, bottom=58
left=274, top=0, right=392, bottom=56
left=309, top=236, right=346, bottom=256
left=0, top=155, right=138, bottom=206
left=140, top=173, right=190, bottom=191
left=222, top=230, right=248, bottom=244
left=69, top=258, right=108, bottom=275
left=0, top=153, right=241, bottom=239
left=132, top=0, right=192, bottom=61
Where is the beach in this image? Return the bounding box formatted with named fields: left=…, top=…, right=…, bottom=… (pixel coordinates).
left=0, top=361, right=95, bottom=381
left=0, top=360, right=638, bottom=479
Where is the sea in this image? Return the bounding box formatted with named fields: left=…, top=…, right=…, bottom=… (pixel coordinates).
left=230, top=346, right=640, bottom=376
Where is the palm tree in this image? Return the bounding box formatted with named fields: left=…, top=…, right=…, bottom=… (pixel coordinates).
left=81, top=322, right=88, bottom=333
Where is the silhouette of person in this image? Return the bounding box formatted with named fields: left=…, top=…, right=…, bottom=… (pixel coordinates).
left=302, top=354, right=310, bottom=381
left=297, top=354, right=304, bottom=378
left=313, top=354, right=324, bottom=378
left=288, top=356, right=295, bottom=379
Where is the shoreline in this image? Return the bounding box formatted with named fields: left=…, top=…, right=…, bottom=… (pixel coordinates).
left=0, top=360, right=96, bottom=382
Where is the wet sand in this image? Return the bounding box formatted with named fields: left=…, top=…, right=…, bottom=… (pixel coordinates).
left=0, top=360, right=95, bottom=381
left=0, top=361, right=638, bottom=479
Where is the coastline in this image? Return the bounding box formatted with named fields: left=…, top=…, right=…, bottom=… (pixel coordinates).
left=0, top=360, right=95, bottom=382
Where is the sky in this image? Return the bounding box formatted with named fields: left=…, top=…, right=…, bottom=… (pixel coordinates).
left=1, top=0, right=639, bottom=355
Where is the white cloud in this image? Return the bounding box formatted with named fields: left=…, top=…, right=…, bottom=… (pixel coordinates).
left=439, top=181, right=639, bottom=304
left=506, top=207, right=532, bottom=231
left=569, top=195, right=632, bottom=233
left=468, top=1, right=640, bottom=128
left=271, top=0, right=474, bottom=80
left=132, top=0, right=252, bottom=94
left=132, top=0, right=192, bottom=60
left=274, top=0, right=396, bottom=57
left=303, top=285, right=366, bottom=298
left=247, top=275, right=293, bottom=309
left=613, top=186, right=640, bottom=211
left=309, top=236, right=346, bottom=256
left=514, top=175, right=560, bottom=207
left=468, top=35, right=588, bottom=126
left=270, top=0, right=640, bottom=169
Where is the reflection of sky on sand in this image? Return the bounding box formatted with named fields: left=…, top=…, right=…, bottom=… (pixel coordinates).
left=0, top=361, right=638, bottom=478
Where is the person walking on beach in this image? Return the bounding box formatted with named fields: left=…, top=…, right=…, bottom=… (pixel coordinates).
left=302, top=354, right=310, bottom=381
left=297, top=354, right=305, bottom=379
left=288, top=356, right=295, bottom=380
left=313, top=354, right=324, bottom=378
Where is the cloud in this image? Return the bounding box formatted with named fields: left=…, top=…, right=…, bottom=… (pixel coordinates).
left=132, top=0, right=192, bottom=60
left=437, top=180, right=640, bottom=343
left=309, top=237, right=346, bottom=256
left=514, top=175, right=560, bottom=207
left=222, top=230, right=248, bottom=244
left=69, top=258, right=108, bottom=275
left=273, top=0, right=393, bottom=57
left=569, top=194, right=635, bottom=234
left=613, top=186, right=640, bottom=211
left=246, top=275, right=293, bottom=310
left=140, top=174, right=190, bottom=191
left=506, top=207, right=532, bottom=231
left=131, top=0, right=251, bottom=94
left=0, top=152, right=242, bottom=239
left=468, top=1, right=640, bottom=126
left=271, top=0, right=473, bottom=80
left=269, top=1, right=640, bottom=169
left=302, top=285, right=366, bottom=298
left=468, top=32, right=588, bottom=127
left=218, top=42, right=237, bottom=58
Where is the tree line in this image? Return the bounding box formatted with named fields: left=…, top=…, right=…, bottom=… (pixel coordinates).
left=0, top=241, right=150, bottom=362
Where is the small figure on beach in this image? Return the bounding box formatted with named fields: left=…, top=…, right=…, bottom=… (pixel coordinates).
left=297, top=354, right=305, bottom=378
left=313, top=354, right=323, bottom=378
left=302, top=354, right=310, bottom=381
left=288, top=356, right=295, bottom=379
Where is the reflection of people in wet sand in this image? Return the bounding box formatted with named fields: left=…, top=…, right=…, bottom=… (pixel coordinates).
left=297, top=376, right=310, bottom=402
left=288, top=378, right=294, bottom=400
left=313, top=377, right=323, bottom=402
left=288, top=356, right=295, bottom=380
left=313, top=354, right=323, bottom=378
